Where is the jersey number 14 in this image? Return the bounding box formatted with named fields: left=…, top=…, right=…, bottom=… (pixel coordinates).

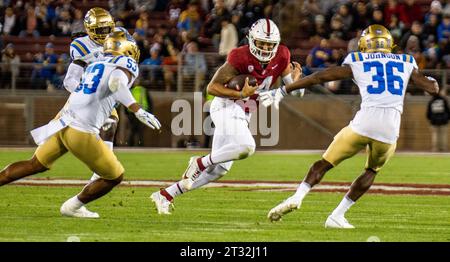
left=364, top=61, right=404, bottom=96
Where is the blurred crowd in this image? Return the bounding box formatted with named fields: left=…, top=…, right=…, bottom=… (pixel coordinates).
left=301, top=0, right=450, bottom=71
left=0, top=0, right=449, bottom=94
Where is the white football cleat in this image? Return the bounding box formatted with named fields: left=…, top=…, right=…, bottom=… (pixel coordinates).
left=267, top=196, right=301, bottom=222
left=325, top=215, right=355, bottom=229
left=60, top=203, right=100, bottom=219
left=150, top=191, right=174, bottom=215
left=180, top=156, right=202, bottom=190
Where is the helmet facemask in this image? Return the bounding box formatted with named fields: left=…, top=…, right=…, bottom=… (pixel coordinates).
left=248, top=36, right=279, bottom=63
left=84, top=8, right=115, bottom=45
left=358, top=24, right=394, bottom=53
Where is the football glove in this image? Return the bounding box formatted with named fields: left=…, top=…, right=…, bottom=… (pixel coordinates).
left=259, top=86, right=288, bottom=110
left=135, top=109, right=161, bottom=130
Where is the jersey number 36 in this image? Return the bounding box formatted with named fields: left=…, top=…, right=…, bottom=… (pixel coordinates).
left=364, top=61, right=404, bottom=96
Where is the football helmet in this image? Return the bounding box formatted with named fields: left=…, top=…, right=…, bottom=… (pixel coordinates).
left=103, top=31, right=140, bottom=62
left=248, top=18, right=281, bottom=63
left=84, top=7, right=115, bottom=45
left=358, top=24, right=394, bottom=53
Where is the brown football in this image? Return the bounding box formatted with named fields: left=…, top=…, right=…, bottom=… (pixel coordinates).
left=226, top=74, right=258, bottom=91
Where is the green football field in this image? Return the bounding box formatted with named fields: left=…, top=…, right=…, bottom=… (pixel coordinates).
left=0, top=149, right=449, bottom=242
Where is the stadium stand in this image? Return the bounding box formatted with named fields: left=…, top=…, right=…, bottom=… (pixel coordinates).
left=0, top=0, right=448, bottom=93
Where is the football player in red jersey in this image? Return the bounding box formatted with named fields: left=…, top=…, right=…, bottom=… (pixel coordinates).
left=150, top=18, right=303, bottom=214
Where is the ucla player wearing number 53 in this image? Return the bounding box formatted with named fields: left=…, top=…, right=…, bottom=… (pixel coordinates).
left=61, top=7, right=132, bottom=214
left=0, top=31, right=161, bottom=218
left=260, top=25, right=439, bottom=228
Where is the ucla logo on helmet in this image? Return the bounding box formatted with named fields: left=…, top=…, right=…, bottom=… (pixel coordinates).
left=125, top=33, right=135, bottom=42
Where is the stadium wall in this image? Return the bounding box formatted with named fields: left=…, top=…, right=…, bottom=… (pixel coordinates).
left=0, top=92, right=439, bottom=151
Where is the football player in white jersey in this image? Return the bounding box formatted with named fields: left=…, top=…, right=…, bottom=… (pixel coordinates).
left=64, top=7, right=115, bottom=92
left=0, top=31, right=161, bottom=218
left=149, top=19, right=303, bottom=215
left=63, top=8, right=118, bottom=180
left=61, top=8, right=131, bottom=212
left=259, top=25, right=439, bottom=228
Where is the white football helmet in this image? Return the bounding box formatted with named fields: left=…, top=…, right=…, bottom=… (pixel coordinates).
left=248, top=18, right=281, bottom=63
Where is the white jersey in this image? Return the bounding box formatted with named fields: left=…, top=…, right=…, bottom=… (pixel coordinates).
left=70, top=35, right=105, bottom=64
left=342, top=52, right=418, bottom=144
left=65, top=55, right=139, bottom=133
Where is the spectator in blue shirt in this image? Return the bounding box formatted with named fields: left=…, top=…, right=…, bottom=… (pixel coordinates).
left=141, top=44, right=164, bottom=83
left=41, top=42, right=59, bottom=81
left=306, top=38, right=333, bottom=69
left=437, top=12, right=450, bottom=43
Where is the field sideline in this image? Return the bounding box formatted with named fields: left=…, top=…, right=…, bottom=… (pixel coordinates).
left=0, top=149, right=449, bottom=242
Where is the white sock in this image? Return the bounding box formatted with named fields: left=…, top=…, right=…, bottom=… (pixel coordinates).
left=292, top=182, right=311, bottom=202
left=331, top=195, right=355, bottom=218
left=165, top=182, right=185, bottom=198
left=90, top=141, right=114, bottom=180
left=167, top=165, right=227, bottom=197
left=190, top=166, right=225, bottom=190
left=200, top=155, right=214, bottom=169
left=66, top=196, right=84, bottom=210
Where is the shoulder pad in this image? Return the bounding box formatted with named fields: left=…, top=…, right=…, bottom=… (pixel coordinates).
left=342, top=52, right=358, bottom=65
left=107, top=56, right=139, bottom=79
left=227, top=47, right=247, bottom=70
left=277, top=45, right=290, bottom=57
left=70, top=37, right=92, bottom=61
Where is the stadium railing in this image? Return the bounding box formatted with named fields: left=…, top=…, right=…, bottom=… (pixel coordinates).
left=0, top=52, right=448, bottom=94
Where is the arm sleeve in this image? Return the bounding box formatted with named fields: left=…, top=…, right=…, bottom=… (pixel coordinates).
left=109, top=69, right=136, bottom=107
left=63, top=63, right=84, bottom=92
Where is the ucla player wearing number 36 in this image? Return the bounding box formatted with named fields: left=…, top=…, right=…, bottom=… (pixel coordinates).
left=260, top=24, right=439, bottom=228
left=0, top=31, right=161, bottom=218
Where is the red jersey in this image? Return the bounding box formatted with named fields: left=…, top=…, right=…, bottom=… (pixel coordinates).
left=227, top=44, right=291, bottom=94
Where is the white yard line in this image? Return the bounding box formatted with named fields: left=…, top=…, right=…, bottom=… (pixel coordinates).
left=11, top=179, right=450, bottom=195
left=2, top=147, right=450, bottom=156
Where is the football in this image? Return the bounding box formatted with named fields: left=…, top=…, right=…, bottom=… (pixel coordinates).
left=226, top=74, right=258, bottom=91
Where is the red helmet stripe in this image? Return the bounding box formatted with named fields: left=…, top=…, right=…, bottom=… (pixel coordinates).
left=266, top=18, right=270, bottom=36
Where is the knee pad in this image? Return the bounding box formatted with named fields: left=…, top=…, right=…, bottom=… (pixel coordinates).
left=237, top=144, right=256, bottom=160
